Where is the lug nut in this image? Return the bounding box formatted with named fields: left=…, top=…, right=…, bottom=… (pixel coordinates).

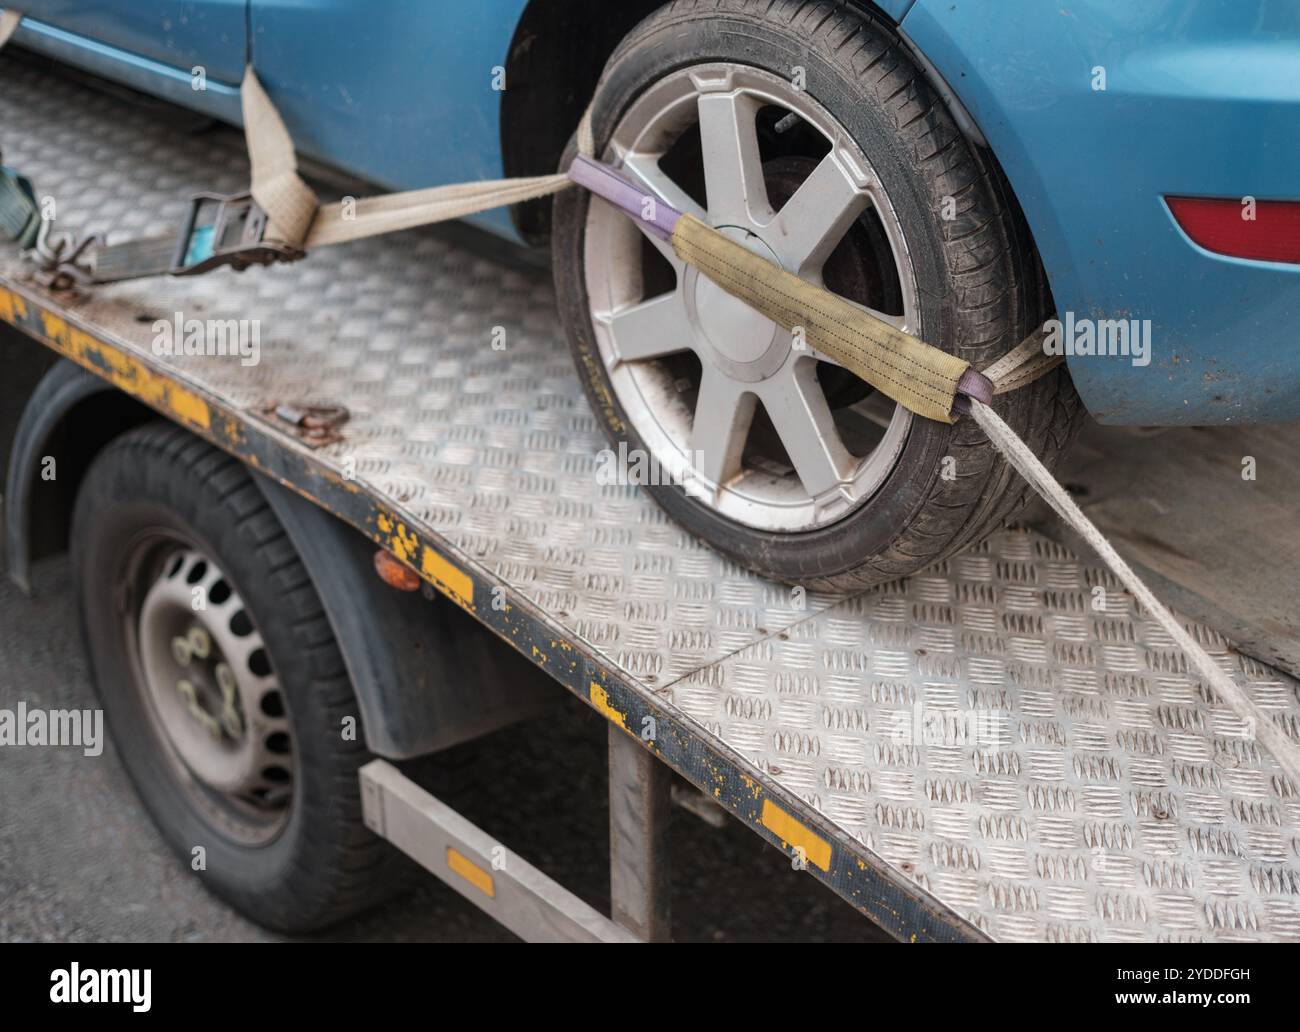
left=187, top=625, right=212, bottom=660
left=171, top=636, right=192, bottom=666
left=215, top=662, right=237, bottom=695
left=215, top=663, right=244, bottom=738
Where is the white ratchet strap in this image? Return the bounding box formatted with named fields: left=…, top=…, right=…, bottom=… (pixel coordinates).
left=242, top=67, right=593, bottom=251
left=970, top=402, right=1300, bottom=786
left=0, top=9, right=20, bottom=49
left=981, top=326, right=1065, bottom=394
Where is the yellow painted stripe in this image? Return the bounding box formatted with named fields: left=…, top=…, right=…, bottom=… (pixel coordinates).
left=589, top=682, right=627, bottom=729
left=446, top=847, right=495, bottom=898
left=761, top=799, right=832, bottom=872
left=20, top=305, right=211, bottom=430
left=0, top=286, right=28, bottom=323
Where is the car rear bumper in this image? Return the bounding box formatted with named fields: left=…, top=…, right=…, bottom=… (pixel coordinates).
left=904, top=0, right=1300, bottom=424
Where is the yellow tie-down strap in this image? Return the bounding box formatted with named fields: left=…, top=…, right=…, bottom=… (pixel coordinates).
left=670, top=212, right=970, bottom=424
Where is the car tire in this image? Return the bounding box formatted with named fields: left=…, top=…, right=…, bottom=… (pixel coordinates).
left=552, top=0, right=1084, bottom=589
left=71, top=422, right=408, bottom=933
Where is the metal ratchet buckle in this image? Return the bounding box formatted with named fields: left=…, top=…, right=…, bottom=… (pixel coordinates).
left=26, top=192, right=306, bottom=291
left=170, top=192, right=304, bottom=276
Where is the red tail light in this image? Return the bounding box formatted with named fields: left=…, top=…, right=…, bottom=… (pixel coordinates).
left=1167, top=196, right=1300, bottom=265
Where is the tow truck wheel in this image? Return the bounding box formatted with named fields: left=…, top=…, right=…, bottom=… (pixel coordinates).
left=71, top=422, right=406, bottom=933
left=553, top=0, right=1083, bottom=588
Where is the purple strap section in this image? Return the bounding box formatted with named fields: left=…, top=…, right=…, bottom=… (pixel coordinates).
left=950, top=367, right=995, bottom=416
left=568, top=154, right=683, bottom=240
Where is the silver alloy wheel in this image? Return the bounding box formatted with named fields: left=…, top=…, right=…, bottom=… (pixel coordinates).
left=584, top=64, right=921, bottom=532
left=134, top=545, right=294, bottom=843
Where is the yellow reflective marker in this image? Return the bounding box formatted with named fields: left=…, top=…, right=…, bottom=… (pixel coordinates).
left=446, top=847, right=495, bottom=898
left=421, top=545, right=473, bottom=608
left=761, top=799, right=832, bottom=872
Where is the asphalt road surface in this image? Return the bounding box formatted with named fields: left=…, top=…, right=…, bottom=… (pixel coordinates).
left=0, top=554, right=888, bottom=943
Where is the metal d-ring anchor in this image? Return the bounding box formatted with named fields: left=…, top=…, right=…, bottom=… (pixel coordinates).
left=23, top=217, right=102, bottom=290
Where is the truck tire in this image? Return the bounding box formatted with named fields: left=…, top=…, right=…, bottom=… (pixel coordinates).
left=70, top=422, right=406, bottom=932
left=552, top=0, right=1083, bottom=588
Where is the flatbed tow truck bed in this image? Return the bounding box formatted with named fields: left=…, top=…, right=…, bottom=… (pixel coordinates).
left=3, top=58, right=1299, bottom=944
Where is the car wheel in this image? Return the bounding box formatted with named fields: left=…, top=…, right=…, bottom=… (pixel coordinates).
left=552, top=0, right=1083, bottom=588
left=71, top=422, right=407, bottom=932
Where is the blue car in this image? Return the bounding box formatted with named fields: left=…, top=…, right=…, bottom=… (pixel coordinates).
left=5, top=0, right=1297, bottom=586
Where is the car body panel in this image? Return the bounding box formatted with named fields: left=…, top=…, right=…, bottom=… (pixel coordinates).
left=12, top=0, right=246, bottom=83
left=6, top=13, right=244, bottom=120
left=7, top=1, right=526, bottom=236
left=900, top=0, right=1300, bottom=424
left=874, top=0, right=916, bottom=20
left=247, top=0, right=531, bottom=237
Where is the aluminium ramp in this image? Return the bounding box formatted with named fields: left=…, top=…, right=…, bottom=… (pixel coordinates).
left=1, top=59, right=1298, bottom=943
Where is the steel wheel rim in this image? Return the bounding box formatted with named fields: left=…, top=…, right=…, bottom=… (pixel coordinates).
left=126, top=537, right=295, bottom=845
left=584, top=63, right=921, bottom=533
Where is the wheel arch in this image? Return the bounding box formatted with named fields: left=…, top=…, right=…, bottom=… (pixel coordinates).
left=500, top=0, right=916, bottom=245
left=501, top=0, right=666, bottom=245
left=250, top=473, right=556, bottom=759
left=4, top=359, right=156, bottom=593
left=8, top=362, right=555, bottom=757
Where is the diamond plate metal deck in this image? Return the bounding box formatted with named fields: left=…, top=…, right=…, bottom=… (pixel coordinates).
left=2, top=59, right=1298, bottom=942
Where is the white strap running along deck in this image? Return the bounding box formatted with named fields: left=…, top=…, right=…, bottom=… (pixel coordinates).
left=1, top=58, right=1298, bottom=943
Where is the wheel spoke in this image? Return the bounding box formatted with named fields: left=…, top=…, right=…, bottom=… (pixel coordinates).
left=690, top=368, right=756, bottom=489
left=697, top=92, right=771, bottom=226
left=620, top=153, right=704, bottom=266
left=762, top=359, right=856, bottom=497
left=766, top=150, right=871, bottom=275
left=789, top=268, right=911, bottom=371
left=621, top=152, right=708, bottom=219
left=602, top=292, right=695, bottom=364
left=804, top=286, right=912, bottom=362
left=836, top=292, right=912, bottom=336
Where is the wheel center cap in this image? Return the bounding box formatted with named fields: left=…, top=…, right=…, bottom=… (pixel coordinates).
left=689, top=226, right=789, bottom=382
